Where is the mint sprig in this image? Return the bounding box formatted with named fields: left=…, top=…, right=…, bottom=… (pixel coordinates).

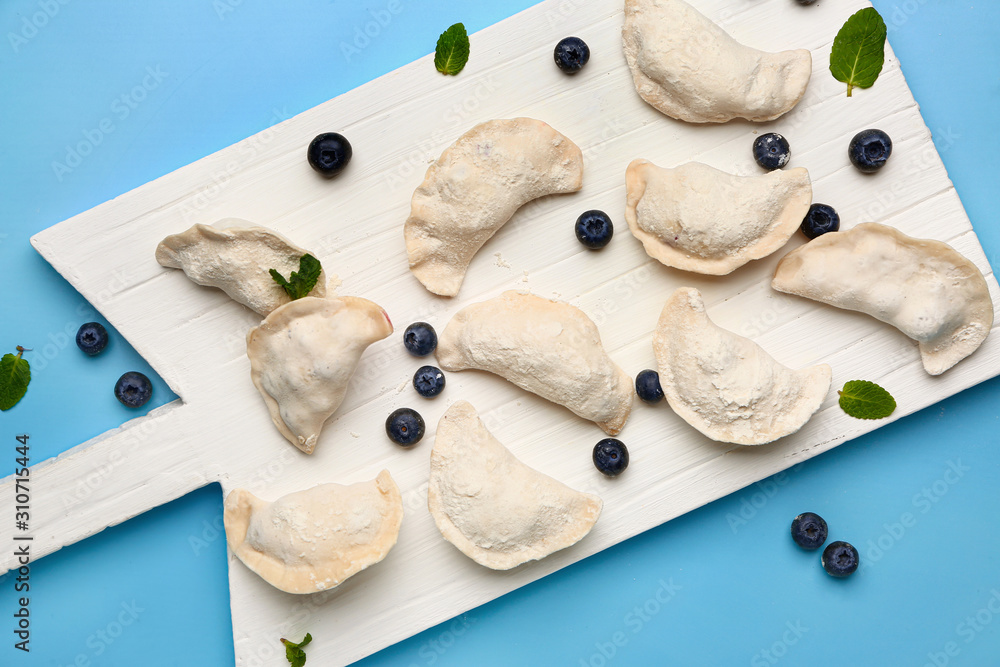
left=838, top=380, right=896, bottom=420
left=270, top=254, right=322, bottom=301
left=830, top=7, right=887, bottom=97
left=0, top=346, right=31, bottom=411
left=435, top=23, right=470, bottom=75
left=281, top=633, right=312, bottom=667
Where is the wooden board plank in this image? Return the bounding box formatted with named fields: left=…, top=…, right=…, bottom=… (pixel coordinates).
left=3, top=0, right=998, bottom=664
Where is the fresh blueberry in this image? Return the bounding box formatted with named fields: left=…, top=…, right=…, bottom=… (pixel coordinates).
left=307, top=132, right=353, bottom=177
left=403, top=322, right=437, bottom=357
left=413, top=365, right=445, bottom=398
left=822, top=541, right=860, bottom=577
left=752, top=133, right=791, bottom=170
left=790, top=512, right=828, bottom=550
left=76, top=322, right=109, bottom=356
left=593, top=438, right=629, bottom=477
left=553, top=36, right=590, bottom=74
left=386, top=407, right=425, bottom=446
left=849, top=129, right=892, bottom=173
left=800, top=204, right=840, bottom=239
left=575, top=210, right=613, bottom=249
left=635, top=369, right=664, bottom=404
left=114, top=371, right=152, bottom=408
left=795, top=0, right=818, bottom=5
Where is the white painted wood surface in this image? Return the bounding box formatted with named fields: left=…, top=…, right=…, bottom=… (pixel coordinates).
left=3, top=0, right=999, bottom=664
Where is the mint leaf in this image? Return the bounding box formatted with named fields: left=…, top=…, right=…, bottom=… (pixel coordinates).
left=838, top=380, right=896, bottom=420
left=830, top=7, right=887, bottom=97
left=0, top=346, right=31, bottom=411
left=270, top=254, right=322, bottom=300
left=281, top=633, right=312, bottom=667
left=435, top=23, right=470, bottom=75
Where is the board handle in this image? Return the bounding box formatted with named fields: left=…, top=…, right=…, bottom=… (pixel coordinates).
left=0, top=401, right=217, bottom=572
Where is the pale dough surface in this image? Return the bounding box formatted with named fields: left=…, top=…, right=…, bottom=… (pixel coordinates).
left=772, top=222, right=994, bottom=375
left=427, top=401, right=602, bottom=570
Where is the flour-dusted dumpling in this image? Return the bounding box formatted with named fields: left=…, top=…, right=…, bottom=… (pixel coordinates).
left=622, top=0, right=812, bottom=123
left=155, top=221, right=327, bottom=316
left=247, top=296, right=393, bottom=454
left=437, top=291, right=632, bottom=435
left=428, top=401, right=602, bottom=570
left=772, top=223, right=994, bottom=375
left=625, top=160, right=812, bottom=275
left=654, top=288, right=831, bottom=445
left=405, top=118, right=584, bottom=297
left=224, top=470, right=403, bottom=594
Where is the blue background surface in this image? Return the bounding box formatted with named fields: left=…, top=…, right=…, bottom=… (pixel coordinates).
left=1, top=1, right=998, bottom=665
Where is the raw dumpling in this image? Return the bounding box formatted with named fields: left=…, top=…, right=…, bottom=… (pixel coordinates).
left=405, top=118, right=584, bottom=297
left=772, top=223, right=994, bottom=375
left=428, top=401, right=602, bottom=570
left=247, top=296, right=393, bottom=454
left=622, top=0, right=812, bottom=123
left=625, top=160, right=812, bottom=275
left=155, top=221, right=327, bottom=316
left=436, top=291, right=633, bottom=435
left=654, top=287, right=831, bottom=445
left=224, top=470, right=403, bottom=594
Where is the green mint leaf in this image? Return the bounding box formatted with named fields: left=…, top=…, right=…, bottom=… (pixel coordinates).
left=435, top=23, right=470, bottom=75
left=830, top=7, right=887, bottom=97
left=281, top=633, right=312, bottom=667
left=0, top=346, right=31, bottom=411
left=269, top=268, right=290, bottom=289
left=838, top=380, right=896, bottom=420
left=270, top=254, right=322, bottom=300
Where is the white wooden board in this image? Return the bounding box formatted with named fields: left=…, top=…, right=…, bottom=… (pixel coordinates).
left=3, top=0, right=999, bottom=664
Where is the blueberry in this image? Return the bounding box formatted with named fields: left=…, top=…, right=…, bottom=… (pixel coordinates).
left=795, top=0, right=818, bottom=4
left=635, top=369, right=664, bottom=404
left=553, top=36, right=590, bottom=74
left=114, top=371, right=152, bottom=408
left=76, top=322, right=109, bottom=356
left=822, top=541, right=860, bottom=577
left=790, top=512, right=828, bottom=550
left=800, top=204, right=840, bottom=239
left=575, top=210, right=613, bottom=249
left=849, top=129, right=892, bottom=173
left=307, top=132, right=352, bottom=177
left=752, top=133, right=791, bottom=170
left=413, top=365, right=445, bottom=398
left=403, top=322, right=437, bottom=357
left=593, top=438, right=629, bottom=477
left=386, top=407, right=425, bottom=446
